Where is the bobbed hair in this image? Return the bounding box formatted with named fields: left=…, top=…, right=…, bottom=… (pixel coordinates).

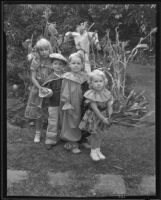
left=68, top=52, right=85, bottom=71
left=35, top=38, right=53, bottom=54
left=88, top=69, right=108, bottom=89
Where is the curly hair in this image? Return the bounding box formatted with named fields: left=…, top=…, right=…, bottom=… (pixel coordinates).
left=88, top=69, right=108, bottom=89
left=35, top=38, right=53, bottom=54
left=68, top=52, right=85, bottom=71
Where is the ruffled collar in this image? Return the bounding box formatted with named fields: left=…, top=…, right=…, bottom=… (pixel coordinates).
left=62, top=71, right=88, bottom=84
left=84, top=89, right=112, bottom=102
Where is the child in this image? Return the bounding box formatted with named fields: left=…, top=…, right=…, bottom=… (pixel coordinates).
left=64, top=21, right=101, bottom=73
left=79, top=69, right=113, bottom=161
left=60, top=52, right=88, bottom=154
left=25, top=38, right=53, bottom=143
left=42, top=53, right=68, bottom=149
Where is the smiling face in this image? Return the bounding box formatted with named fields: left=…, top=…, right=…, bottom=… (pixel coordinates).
left=52, top=59, right=65, bottom=73
left=69, top=56, right=83, bottom=73
left=91, top=75, right=105, bottom=91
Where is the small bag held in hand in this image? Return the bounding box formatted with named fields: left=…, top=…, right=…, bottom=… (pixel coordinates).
left=39, top=87, right=53, bottom=98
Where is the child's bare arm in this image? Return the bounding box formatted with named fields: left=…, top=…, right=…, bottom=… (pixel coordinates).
left=90, top=102, right=109, bottom=125
left=107, top=100, right=113, bottom=118
left=31, top=71, right=41, bottom=89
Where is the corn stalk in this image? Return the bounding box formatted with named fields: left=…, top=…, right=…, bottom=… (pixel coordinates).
left=96, top=27, right=157, bottom=127
left=43, top=6, right=52, bottom=39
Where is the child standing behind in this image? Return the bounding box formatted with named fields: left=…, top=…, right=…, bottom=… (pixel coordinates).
left=42, top=53, right=68, bottom=149
left=79, top=70, right=113, bottom=161
left=25, top=38, right=53, bottom=143
left=60, top=52, right=88, bottom=154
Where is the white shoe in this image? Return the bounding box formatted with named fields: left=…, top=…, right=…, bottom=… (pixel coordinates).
left=96, top=148, right=106, bottom=160
left=90, top=149, right=100, bottom=161
left=72, top=148, right=81, bottom=154
left=34, top=133, right=41, bottom=143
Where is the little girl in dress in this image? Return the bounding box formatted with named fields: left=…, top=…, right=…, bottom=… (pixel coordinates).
left=79, top=69, right=113, bottom=161
left=25, top=38, right=53, bottom=143
left=60, top=52, right=88, bottom=153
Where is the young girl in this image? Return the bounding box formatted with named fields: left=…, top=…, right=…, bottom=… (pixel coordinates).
left=42, top=53, right=68, bottom=150
left=25, top=38, right=53, bottom=143
left=79, top=69, right=113, bottom=161
left=60, top=52, right=88, bottom=154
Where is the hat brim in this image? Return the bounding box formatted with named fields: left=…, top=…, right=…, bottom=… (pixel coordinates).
left=49, top=53, right=68, bottom=65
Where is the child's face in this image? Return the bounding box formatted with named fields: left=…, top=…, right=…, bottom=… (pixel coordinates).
left=52, top=59, right=64, bottom=73
left=39, top=46, right=50, bottom=58
left=69, top=56, right=83, bottom=73
left=92, top=75, right=104, bottom=91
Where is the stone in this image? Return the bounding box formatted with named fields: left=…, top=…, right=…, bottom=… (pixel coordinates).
left=92, top=174, right=126, bottom=196
left=47, top=171, right=73, bottom=187
left=7, top=169, right=28, bottom=188
left=139, top=175, right=156, bottom=195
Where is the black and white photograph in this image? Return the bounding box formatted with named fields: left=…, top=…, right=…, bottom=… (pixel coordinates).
left=2, top=2, right=159, bottom=198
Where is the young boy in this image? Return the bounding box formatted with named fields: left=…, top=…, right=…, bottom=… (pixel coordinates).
left=42, top=53, right=68, bottom=150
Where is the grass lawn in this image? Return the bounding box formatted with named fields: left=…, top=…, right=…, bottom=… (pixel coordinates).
left=6, top=62, right=156, bottom=197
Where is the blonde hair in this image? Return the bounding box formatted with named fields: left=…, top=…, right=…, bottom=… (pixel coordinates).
left=88, top=69, right=108, bottom=89
left=68, top=52, right=85, bottom=70
left=35, top=38, right=53, bottom=54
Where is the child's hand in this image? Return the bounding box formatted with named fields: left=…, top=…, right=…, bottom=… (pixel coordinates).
left=40, top=87, right=49, bottom=95
left=27, top=53, right=35, bottom=61
left=96, top=43, right=101, bottom=51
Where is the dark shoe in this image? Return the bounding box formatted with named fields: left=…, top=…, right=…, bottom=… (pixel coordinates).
left=64, top=142, right=79, bottom=151
left=64, top=142, right=73, bottom=150
left=81, top=142, right=91, bottom=149
left=45, top=144, right=53, bottom=150
left=45, top=141, right=57, bottom=150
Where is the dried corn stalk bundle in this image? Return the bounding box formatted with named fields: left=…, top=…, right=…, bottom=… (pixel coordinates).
left=97, top=27, right=156, bottom=127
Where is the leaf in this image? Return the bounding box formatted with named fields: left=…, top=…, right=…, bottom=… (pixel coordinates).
left=112, top=120, right=153, bottom=128
left=136, top=111, right=155, bottom=121
left=124, top=89, right=135, bottom=106
left=113, top=166, right=124, bottom=170
left=137, top=120, right=155, bottom=126
left=134, top=90, right=145, bottom=100
left=136, top=44, right=148, bottom=49
left=150, top=27, right=157, bottom=34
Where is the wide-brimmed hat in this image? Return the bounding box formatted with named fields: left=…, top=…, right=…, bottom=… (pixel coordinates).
left=49, top=53, right=68, bottom=65
left=39, top=87, right=53, bottom=98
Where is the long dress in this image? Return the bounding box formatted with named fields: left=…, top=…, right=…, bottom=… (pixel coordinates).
left=79, top=89, right=113, bottom=134
left=60, top=71, right=88, bottom=142
left=25, top=57, right=53, bottom=119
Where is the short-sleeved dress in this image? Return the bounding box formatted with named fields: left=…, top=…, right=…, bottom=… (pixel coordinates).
left=60, top=71, right=88, bottom=142
left=79, top=89, right=113, bottom=134
left=25, top=57, right=53, bottom=119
